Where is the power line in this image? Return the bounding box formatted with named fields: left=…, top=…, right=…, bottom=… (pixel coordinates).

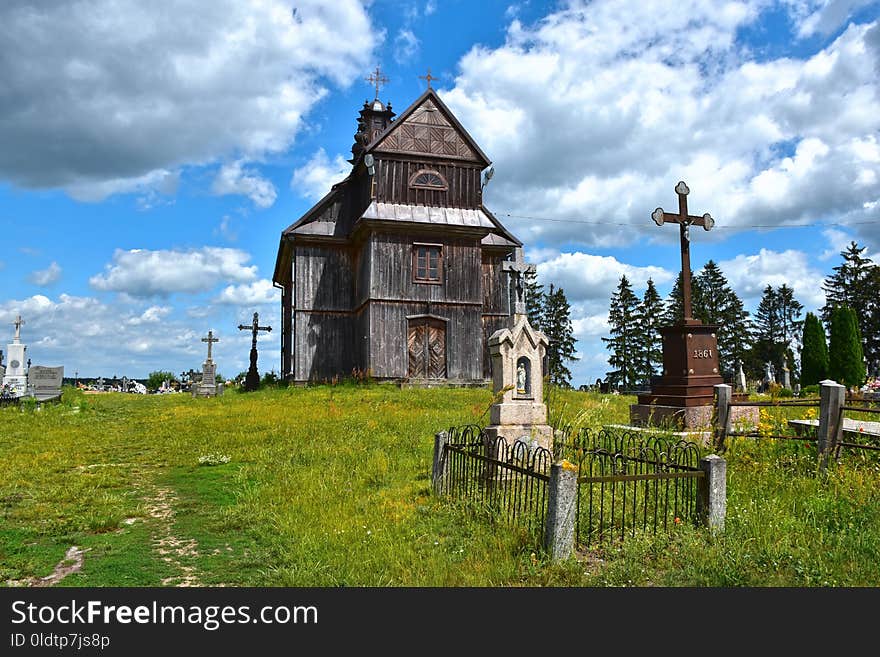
left=496, top=212, right=880, bottom=229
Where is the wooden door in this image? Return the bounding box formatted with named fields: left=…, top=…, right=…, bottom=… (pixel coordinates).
left=408, top=318, right=446, bottom=378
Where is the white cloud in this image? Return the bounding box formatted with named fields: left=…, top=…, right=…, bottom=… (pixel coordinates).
left=214, top=279, right=278, bottom=305
left=212, top=161, right=277, bottom=209
left=127, top=305, right=172, bottom=325
left=718, top=248, right=827, bottom=308
left=0, top=0, right=377, bottom=199
left=28, top=262, right=62, bottom=286
left=440, top=4, right=880, bottom=249
left=89, top=247, right=258, bottom=297
left=290, top=148, right=350, bottom=201
left=797, top=0, right=877, bottom=37
left=537, top=252, right=674, bottom=304
left=819, top=227, right=858, bottom=260
left=394, top=29, right=420, bottom=64
left=0, top=294, right=280, bottom=378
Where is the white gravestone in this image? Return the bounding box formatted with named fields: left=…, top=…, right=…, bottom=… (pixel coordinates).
left=3, top=315, right=29, bottom=397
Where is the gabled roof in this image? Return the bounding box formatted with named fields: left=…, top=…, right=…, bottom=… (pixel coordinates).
left=365, top=89, right=491, bottom=167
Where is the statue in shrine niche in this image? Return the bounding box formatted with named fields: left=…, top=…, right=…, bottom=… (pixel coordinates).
left=517, top=360, right=527, bottom=395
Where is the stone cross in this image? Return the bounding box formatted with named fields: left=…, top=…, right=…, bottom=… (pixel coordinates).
left=12, top=315, right=24, bottom=342
left=651, top=182, right=715, bottom=324
left=201, top=330, right=219, bottom=362
left=501, top=252, right=536, bottom=316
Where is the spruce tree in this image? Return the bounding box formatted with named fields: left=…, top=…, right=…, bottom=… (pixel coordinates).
left=602, top=275, right=641, bottom=390
left=523, top=267, right=545, bottom=330
left=542, top=284, right=578, bottom=388
left=636, top=278, right=665, bottom=386
left=800, top=312, right=829, bottom=386
left=828, top=305, right=866, bottom=388
left=821, top=241, right=877, bottom=367
left=751, top=285, right=786, bottom=378
left=692, top=260, right=752, bottom=377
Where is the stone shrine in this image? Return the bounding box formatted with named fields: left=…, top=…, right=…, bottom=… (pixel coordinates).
left=2, top=316, right=29, bottom=397
left=192, top=330, right=223, bottom=398
left=484, top=254, right=554, bottom=451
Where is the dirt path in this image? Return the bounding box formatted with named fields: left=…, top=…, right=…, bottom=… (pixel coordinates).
left=142, top=484, right=203, bottom=587
left=6, top=545, right=89, bottom=587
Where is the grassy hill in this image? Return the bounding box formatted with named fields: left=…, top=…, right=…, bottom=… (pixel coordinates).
left=1, top=384, right=878, bottom=586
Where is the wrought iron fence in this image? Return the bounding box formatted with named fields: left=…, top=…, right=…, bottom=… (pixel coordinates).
left=443, top=426, right=551, bottom=536
left=560, top=429, right=704, bottom=548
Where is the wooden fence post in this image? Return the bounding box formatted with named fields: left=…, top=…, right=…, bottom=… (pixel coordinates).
left=713, top=384, right=731, bottom=452
left=818, top=380, right=845, bottom=473
left=544, top=461, right=578, bottom=561
left=697, top=455, right=727, bottom=533
left=432, top=431, right=449, bottom=495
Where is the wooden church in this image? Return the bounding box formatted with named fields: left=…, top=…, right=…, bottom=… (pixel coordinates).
left=272, top=80, right=522, bottom=384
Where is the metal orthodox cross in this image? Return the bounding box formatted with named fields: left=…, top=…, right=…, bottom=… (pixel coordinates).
left=201, top=330, right=219, bottom=362
left=419, top=68, right=435, bottom=89
left=238, top=312, right=272, bottom=350
left=366, top=66, right=389, bottom=100
left=12, top=315, right=24, bottom=341
left=501, top=252, right=536, bottom=316
left=651, top=181, right=715, bottom=324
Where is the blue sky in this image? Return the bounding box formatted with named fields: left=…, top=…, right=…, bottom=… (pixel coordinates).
left=1, top=0, right=878, bottom=385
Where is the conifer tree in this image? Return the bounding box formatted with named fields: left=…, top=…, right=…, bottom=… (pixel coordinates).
left=821, top=241, right=877, bottom=367
left=542, top=284, right=578, bottom=388
left=635, top=278, right=665, bottom=386
left=603, top=275, right=641, bottom=390
left=692, top=260, right=752, bottom=377
left=828, top=305, right=866, bottom=388
left=523, top=268, right=545, bottom=330
left=750, top=285, right=786, bottom=378
left=800, top=312, right=829, bottom=386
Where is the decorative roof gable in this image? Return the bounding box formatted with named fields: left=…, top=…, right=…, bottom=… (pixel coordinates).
left=368, top=90, right=490, bottom=166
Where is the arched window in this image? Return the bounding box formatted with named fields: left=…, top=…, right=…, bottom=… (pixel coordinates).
left=408, top=169, right=448, bottom=190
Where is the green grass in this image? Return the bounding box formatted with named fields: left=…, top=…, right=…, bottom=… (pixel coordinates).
left=1, top=384, right=878, bottom=587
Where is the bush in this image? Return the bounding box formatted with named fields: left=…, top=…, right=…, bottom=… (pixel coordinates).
left=801, top=384, right=819, bottom=397
left=778, top=387, right=794, bottom=398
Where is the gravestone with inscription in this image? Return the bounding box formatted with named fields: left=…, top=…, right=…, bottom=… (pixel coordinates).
left=630, top=182, right=757, bottom=430
left=484, top=252, right=554, bottom=451
left=28, top=365, right=64, bottom=401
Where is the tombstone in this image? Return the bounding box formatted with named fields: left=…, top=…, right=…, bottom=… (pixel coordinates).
left=122, top=376, right=128, bottom=393
left=96, top=376, right=105, bottom=392
left=762, top=362, right=775, bottom=392
left=193, top=330, right=223, bottom=398
left=735, top=361, right=747, bottom=393
left=2, top=315, right=29, bottom=397
left=782, top=364, right=791, bottom=390
left=28, top=365, right=64, bottom=401
left=484, top=275, right=553, bottom=452
left=630, top=183, right=728, bottom=430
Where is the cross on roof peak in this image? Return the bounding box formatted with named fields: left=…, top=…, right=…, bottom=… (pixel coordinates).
left=419, top=68, right=435, bottom=90
left=366, top=66, right=389, bottom=100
